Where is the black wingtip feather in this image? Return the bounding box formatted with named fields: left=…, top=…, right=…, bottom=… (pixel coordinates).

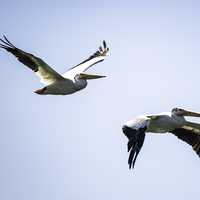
left=0, top=44, right=7, bottom=49
left=127, top=137, right=136, bottom=152
left=128, top=148, right=136, bottom=169
left=103, top=40, right=106, bottom=48
left=0, top=38, right=10, bottom=46
left=125, top=127, right=146, bottom=169
left=0, top=36, right=15, bottom=49
left=3, top=35, right=15, bottom=48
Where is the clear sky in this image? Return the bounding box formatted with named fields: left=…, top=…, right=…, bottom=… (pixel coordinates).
left=0, top=0, right=200, bottom=200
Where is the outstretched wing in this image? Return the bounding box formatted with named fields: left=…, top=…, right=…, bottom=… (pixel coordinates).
left=0, top=35, right=65, bottom=85
left=127, top=127, right=146, bottom=169
left=122, top=117, right=149, bottom=169
left=63, top=41, right=109, bottom=78
left=170, top=128, right=200, bottom=157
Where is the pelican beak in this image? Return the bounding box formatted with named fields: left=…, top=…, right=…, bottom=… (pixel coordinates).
left=79, top=73, right=106, bottom=80
left=182, top=109, right=200, bottom=117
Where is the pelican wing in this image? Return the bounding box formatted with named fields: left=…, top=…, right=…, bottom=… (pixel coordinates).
left=0, top=35, right=65, bottom=85
left=127, top=127, right=146, bottom=169
left=183, top=121, right=200, bottom=134
left=63, top=41, right=109, bottom=78
left=123, top=117, right=149, bottom=169
left=170, top=128, right=200, bottom=157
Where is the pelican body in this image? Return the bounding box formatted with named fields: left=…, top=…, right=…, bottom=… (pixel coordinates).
left=122, top=108, right=200, bottom=169
left=0, top=36, right=109, bottom=95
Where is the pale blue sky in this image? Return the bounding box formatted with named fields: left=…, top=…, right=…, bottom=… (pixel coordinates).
left=0, top=1, right=200, bottom=200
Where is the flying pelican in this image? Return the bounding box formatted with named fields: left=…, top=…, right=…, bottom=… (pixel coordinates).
left=0, top=35, right=109, bottom=95
left=122, top=108, right=200, bottom=169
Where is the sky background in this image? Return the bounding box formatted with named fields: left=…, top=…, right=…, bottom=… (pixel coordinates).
left=0, top=0, right=200, bottom=200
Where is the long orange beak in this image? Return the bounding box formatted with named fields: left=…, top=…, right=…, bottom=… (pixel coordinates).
left=79, top=73, right=106, bottom=80
left=182, top=109, right=200, bottom=117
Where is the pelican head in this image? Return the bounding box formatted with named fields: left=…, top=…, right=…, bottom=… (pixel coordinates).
left=172, top=107, right=200, bottom=117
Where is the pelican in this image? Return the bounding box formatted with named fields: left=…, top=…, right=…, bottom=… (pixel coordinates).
left=0, top=35, right=109, bottom=95
left=122, top=108, right=200, bottom=169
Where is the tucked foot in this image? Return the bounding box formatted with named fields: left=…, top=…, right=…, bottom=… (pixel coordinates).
left=34, top=87, right=47, bottom=95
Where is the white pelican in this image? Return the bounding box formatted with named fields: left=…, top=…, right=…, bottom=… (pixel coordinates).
left=0, top=35, right=109, bottom=95
left=122, top=108, right=200, bottom=169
